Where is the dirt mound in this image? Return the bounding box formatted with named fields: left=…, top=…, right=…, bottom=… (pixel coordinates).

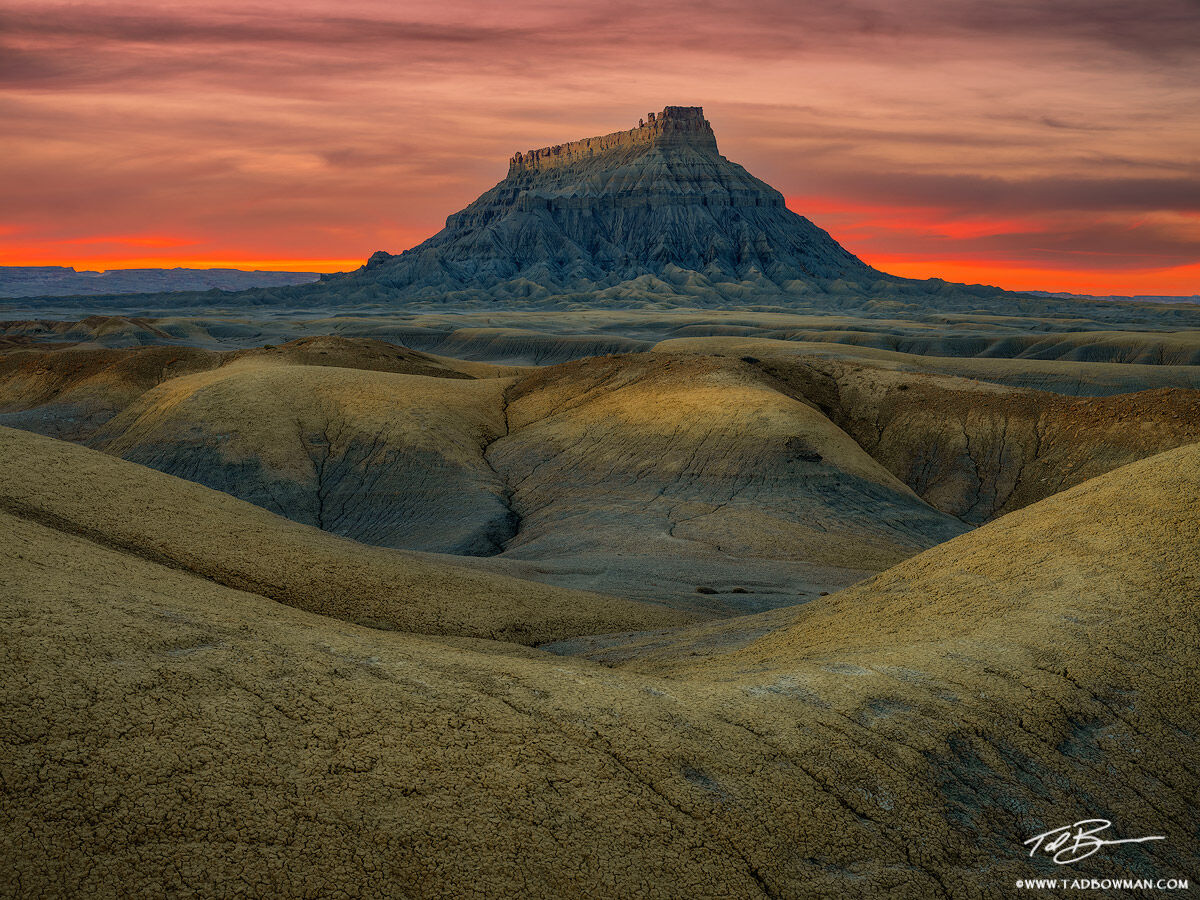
left=0, top=336, right=512, bottom=444
left=489, top=353, right=967, bottom=607
left=0, top=345, right=221, bottom=440
left=92, top=360, right=518, bottom=554
left=0, top=426, right=693, bottom=644
left=740, top=354, right=1200, bottom=523
left=3, top=437, right=1195, bottom=896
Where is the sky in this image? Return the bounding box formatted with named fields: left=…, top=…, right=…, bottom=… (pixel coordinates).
left=2, top=0, right=1199, bottom=295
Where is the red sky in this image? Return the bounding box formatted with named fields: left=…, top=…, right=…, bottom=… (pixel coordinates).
left=2, top=0, right=1199, bottom=295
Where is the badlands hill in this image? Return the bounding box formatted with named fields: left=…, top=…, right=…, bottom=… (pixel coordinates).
left=3, top=426, right=1196, bottom=896
left=3, top=334, right=1198, bottom=609
left=0, top=336, right=513, bottom=441
left=654, top=339, right=1200, bottom=523
left=81, top=347, right=967, bottom=608
left=6, top=307, right=1200, bottom=370
left=0, top=425, right=692, bottom=643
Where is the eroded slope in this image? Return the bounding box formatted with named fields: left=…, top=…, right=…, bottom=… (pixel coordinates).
left=654, top=337, right=1200, bottom=524
left=0, top=336, right=513, bottom=443
left=93, top=361, right=518, bottom=554
left=0, top=345, right=220, bottom=440
left=2, top=438, right=1196, bottom=897
left=487, top=353, right=967, bottom=608
left=747, top=355, right=1200, bottom=524
left=0, top=426, right=693, bottom=644
left=6, top=333, right=1197, bottom=608
left=75, top=348, right=970, bottom=608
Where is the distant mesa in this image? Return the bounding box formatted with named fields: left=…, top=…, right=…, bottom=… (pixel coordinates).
left=0, top=266, right=320, bottom=299
left=337, top=105, right=903, bottom=306
left=9, top=107, right=1024, bottom=309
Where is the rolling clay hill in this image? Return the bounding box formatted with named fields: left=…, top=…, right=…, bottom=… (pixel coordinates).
left=94, top=360, right=523, bottom=557
left=3, top=422, right=1197, bottom=897
left=656, top=342, right=1200, bottom=524
left=0, top=425, right=693, bottom=644
left=2, top=334, right=1198, bottom=611
left=479, top=352, right=969, bottom=606
left=0, top=344, right=220, bottom=441
left=0, top=336, right=517, bottom=442
left=81, top=351, right=969, bottom=609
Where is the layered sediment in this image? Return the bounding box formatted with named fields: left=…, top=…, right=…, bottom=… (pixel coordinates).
left=508, top=106, right=719, bottom=172
left=354, top=106, right=878, bottom=302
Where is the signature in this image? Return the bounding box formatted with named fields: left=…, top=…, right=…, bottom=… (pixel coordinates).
left=1025, top=820, right=1166, bottom=864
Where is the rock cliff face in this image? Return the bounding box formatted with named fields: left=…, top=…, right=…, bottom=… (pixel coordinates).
left=507, top=106, right=719, bottom=172
left=359, top=107, right=883, bottom=303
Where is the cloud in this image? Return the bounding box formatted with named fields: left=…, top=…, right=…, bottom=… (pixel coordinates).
left=1, top=0, right=1197, bottom=292
left=804, top=172, right=1200, bottom=215
left=4, top=0, right=1198, bottom=89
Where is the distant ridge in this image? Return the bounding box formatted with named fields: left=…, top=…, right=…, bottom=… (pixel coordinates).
left=1025, top=290, right=1200, bottom=305
left=0, top=266, right=319, bottom=298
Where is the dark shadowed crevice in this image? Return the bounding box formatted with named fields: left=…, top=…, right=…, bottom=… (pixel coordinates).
left=478, top=382, right=523, bottom=556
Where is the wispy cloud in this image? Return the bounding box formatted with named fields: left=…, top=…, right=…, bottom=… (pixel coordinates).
left=1, top=0, right=1198, bottom=291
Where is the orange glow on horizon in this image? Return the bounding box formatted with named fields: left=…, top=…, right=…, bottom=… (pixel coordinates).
left=2, top=250, right=1197, bottom=296
left=0, top=254, right=365, bottom=274
left=784, top=195, right=1200, bottom=296
left=2, top=199, right=1197, bottom=296
left=870, top=257, right=1200, bottom=297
